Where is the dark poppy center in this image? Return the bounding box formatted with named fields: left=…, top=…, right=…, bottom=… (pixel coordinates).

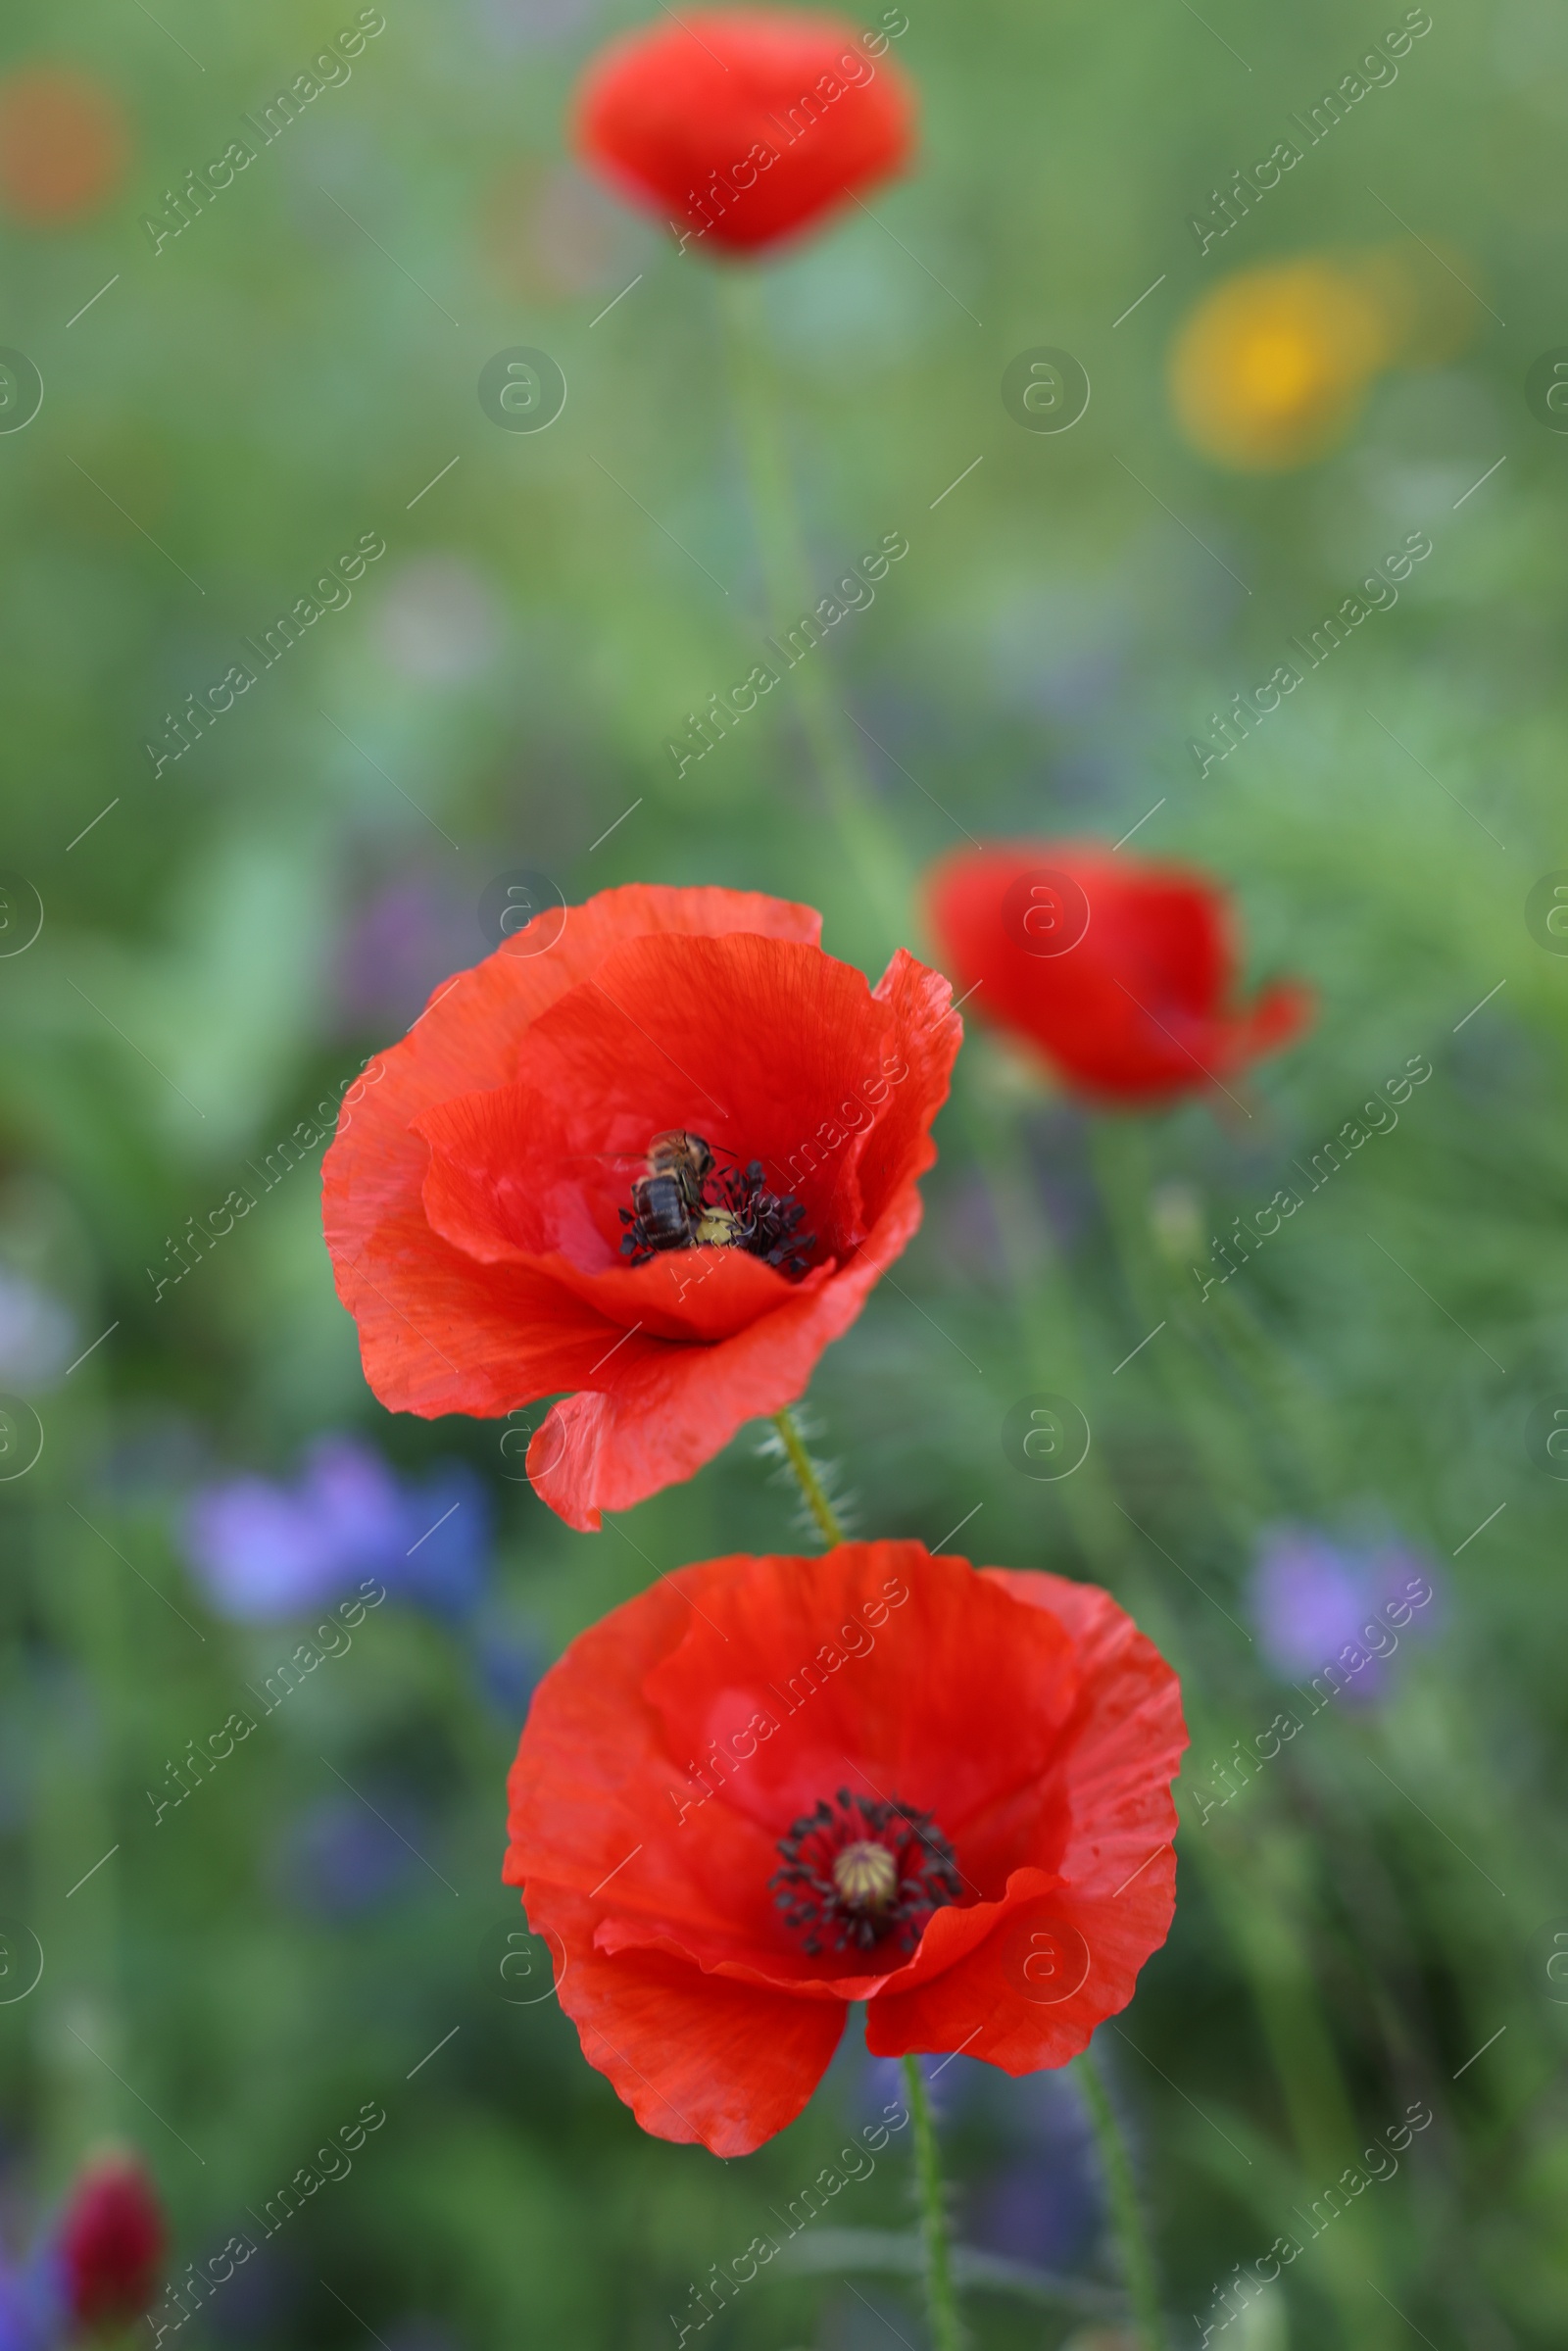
left=618, top=1130, right=813, bottom=1278
left=770, top=1788, right=962, bottom=1957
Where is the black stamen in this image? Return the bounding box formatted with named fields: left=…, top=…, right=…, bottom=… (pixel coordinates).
left=769, top=1788, right=962, bottom=1958
left=619, top=1149, right=814, bottom=1277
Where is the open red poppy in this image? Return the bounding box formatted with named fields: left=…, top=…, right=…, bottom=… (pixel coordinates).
left=505, top=1542, right=1187, bottom=2155
left=572, top=10, right=916, bottom=256
left=927, top=841, right=1312, bottom=1108
left=322, top=886, right=958, bottom=1532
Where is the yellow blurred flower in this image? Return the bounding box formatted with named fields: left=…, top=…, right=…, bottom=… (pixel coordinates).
left=1169, top=258, right=1395, bottom=471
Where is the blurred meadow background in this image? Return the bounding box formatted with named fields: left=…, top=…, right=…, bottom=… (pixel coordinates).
left=1, top=0, right=1566, bottom=2344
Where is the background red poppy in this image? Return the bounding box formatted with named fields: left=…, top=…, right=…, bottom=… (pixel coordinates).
left=927, top=840, right=1312, bottom=1108
left=573, top=10, right=916, bottom=254
left=506, top=1542, right=1188, bottom=2156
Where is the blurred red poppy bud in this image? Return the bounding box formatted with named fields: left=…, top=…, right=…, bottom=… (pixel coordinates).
left=572, top=10, right=916, bottom=256
left=927, top=841, right=1312, bottom=1110
left=0, top=68, right=129, bottom=226
left=57, top=2156, right=166, bottom=2332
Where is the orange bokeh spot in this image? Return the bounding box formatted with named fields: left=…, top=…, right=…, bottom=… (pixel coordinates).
left=0, top=66, right=129, bottom=225
left=1169, top=259, right=1394, bottom=472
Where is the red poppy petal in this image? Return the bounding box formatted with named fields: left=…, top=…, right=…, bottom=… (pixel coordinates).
left=1226, top=977, right=1316, bottom=1067
left=863, top=1569, right=1187, bottom=2065
left=865, top=1858, right=1176, bottom=2070
left=643, top=1545, right=1079, bottom=1844
left=324, top=884, right=820, bottom=1408
left=415, top=1077, right=837, bottom=1342
left=486, top=930, right=929, bottom=1248
left=525, top=1182, right=919, bottom=1529
left=596, top=1861, right=1071, bottom=2006
left=983, top=1567, right=1188, bottom=1897
left=514, top=947, right=958, bottom=1530
left=532, top=1886, right=846, bottom=2154
left=508, top=1547, right=1078, bottom=1987
left=332, top=1207, right=629, bottom=1417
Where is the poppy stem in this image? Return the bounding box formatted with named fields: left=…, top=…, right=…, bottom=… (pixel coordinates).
left=900, top=2054, right=965, bottom=2351
left=716, top=272, right=910, bottom=962
left=1072, top=2047, right=1168, bottom=2351
left=770, top=1407, right=845, bottom=1546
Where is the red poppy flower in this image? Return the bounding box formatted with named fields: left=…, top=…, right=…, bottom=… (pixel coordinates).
left=505, top=1542, right=1187, bottom=2155
left=572, top=10, right=916, bottom=256
left=323, top=886, right=959, bottom=1533
left=927, top=840, right=1311, bottom=1108
left=57, top=2156, right=166, bottom=2331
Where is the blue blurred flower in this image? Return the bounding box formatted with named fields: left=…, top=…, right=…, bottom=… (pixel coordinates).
left=853, top=2047, right=1102, bottom=2275
left=0, top=2246, right=67, bottom=2351
left=275, top=1795, right=422, bottom=1918
left=966, top=2071, right=1101, bottom=2273
left=183, top=1438, right=491, bottom=1623
left=1250, top=1527, right=1440, bottom=1701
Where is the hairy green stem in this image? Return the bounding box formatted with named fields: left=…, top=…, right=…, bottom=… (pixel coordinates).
left=771, top=1407, right=845, bottom=1546
left=1073, top=2048, right=1167, bottom=2351
left=901, top=2054, right=964, bottom=2351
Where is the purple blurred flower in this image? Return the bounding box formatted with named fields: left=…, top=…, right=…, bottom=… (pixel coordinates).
left=276, top=1795, right=422, bottom=1917
left=183, top=1439, right=490, bottom=1624
left=1250, top=1527, right=1439, bottom=1702
left=333, top=874, right=476, bottom=1039
left=0, top=2249, right=65, bottom=2351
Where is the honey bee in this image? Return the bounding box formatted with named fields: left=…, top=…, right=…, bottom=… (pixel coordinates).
left=622, top=1133, right=739, bottom=1258
left=618, top=1130, right=814, bottom=1276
